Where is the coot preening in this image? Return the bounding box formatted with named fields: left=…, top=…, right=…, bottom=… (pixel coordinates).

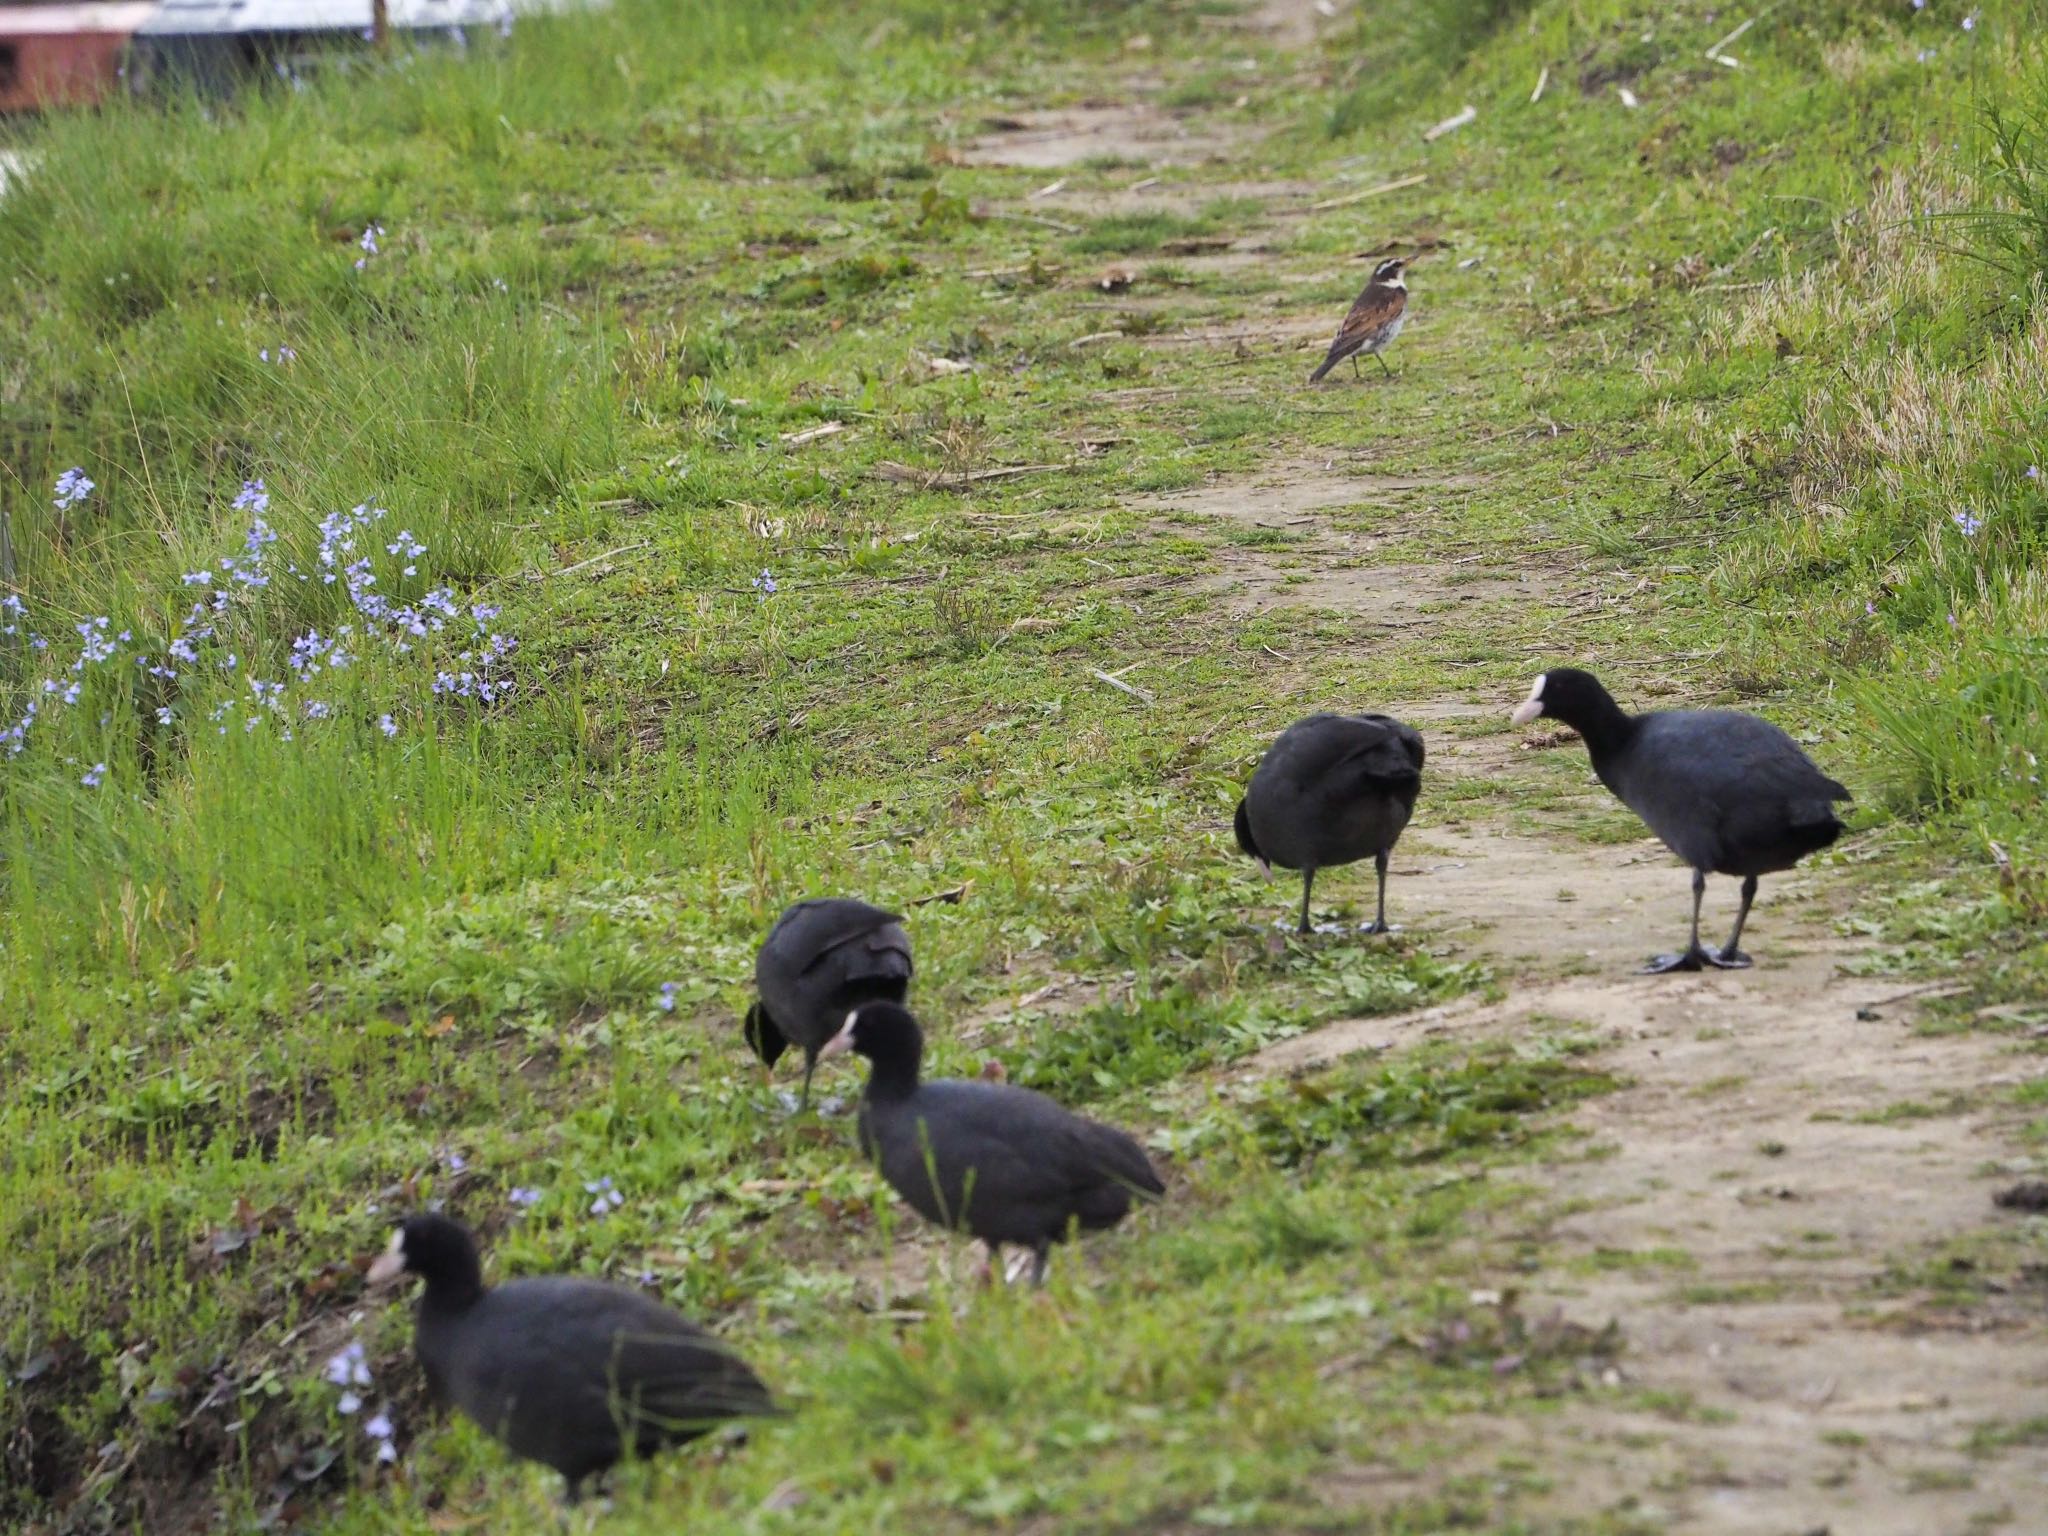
left=1512, top=667, right=1851, bottom=972
left=366, top=1213, right=779, bottom=1500
left=821, top=1002, right=1164, bottom=1284
left=745, top=897, right=913, bottom=1108
left=1234, top=713, right=1426, bottom=933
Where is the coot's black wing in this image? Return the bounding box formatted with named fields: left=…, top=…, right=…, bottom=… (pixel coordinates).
left=754, top=898, right=912, bottom=1054
left=865, top=1081, right=1162, bottom=1247
left=448, top=1279, right=778, bottom=1478
left=1625, top=712, right=1850, bottom=872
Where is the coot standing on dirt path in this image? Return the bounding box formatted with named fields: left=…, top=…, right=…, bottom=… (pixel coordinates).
left=745, top=897, right=913, bottom=1108
left=1235, top=712, right=1426, bottom=934
left=821, top=1002, right=1165, bottom=1285
left=1511, top=667, right=1851, bottom=972
left=366, top=1213, right=780, bottom=1501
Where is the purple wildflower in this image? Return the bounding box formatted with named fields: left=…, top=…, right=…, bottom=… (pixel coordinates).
left=53, top=468, right=94, bottom=510
left=752, top=569, right=777, bottom=598
left=656, top=981, right=680, bottom=1013
left=584, top=1177, right=624, bottom=1217
left=509, top=1186, right=542, bottom=1208
left=378, top=713, right=399, bottom=739
left=80, top=762, right=107, bottom=788
left=1952, top=509, right=1983, bottom=536
left=233, top=479, right=270, bottom=515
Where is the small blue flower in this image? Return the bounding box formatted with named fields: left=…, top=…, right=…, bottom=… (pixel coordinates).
left=80, top=762, right=107, bottom=788
left=53, top=468, right=94, bottom=510
left=584, top=1176, right=625, bottom=1216
left=378, top=713, right=399, bottom=739
left=1952, top=509, right=1983, bottom=536
left=656, top=980, right=680, bottom=1013
left=337, top=1390, right=363, bottom=1416
left=752, top=569, right=777, bottom=598
left=2028, top=464, right=2041, bottom=481
left=233, top=479, right=270, bottom=515
left=1961, top=13, right=1976, bottom=29
left=509, top=1186, right=542, bottom=1208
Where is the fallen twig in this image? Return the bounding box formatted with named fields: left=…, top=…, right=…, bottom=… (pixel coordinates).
left=1027, top=177, right=1067, bottom=200
left=1089, top=668, right=1155, bottom=705
left=1309, top=173, right=1427, bottom=212
left=1423, top=105, right=1477, bottom=142
left=541, top=542, right=651, bottom=579
left=1531, top=64, right=1549, bottom=103
left=907, top=885, right=969, bottom=907
left=780, top=421, right=846, bottom=445
left=983, top=208, right=1081, bottom=233
left=871, top=461, right=1066, bottom=490
left=1070, top=330, right=1126, bottom=348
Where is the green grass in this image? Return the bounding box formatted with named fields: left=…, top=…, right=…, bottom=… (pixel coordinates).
left=3, top=0, right=2048, bottom=1528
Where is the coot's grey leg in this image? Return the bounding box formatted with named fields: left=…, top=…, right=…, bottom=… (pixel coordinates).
left=1028, top=1244, right=1051, bottom=1287
left=1360, top=849, right=1392, bottom=935
left=1644, top=869, right=1713, bottom=973
left=798, top=1050, right=818, bottom=1111
left=1297, top=869, right=1316, bottom=934
left=1708, top=876, right=1758, bottom=969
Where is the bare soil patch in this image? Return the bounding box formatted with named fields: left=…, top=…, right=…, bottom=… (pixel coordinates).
left=1246, top=834, right=2048, bottom=1534
left=960, top=104, right=1237, bottom=170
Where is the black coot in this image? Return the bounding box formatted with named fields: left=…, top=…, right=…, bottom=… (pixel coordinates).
left=821, top=1002, right=1164, bottom=1284
left=745, top=897, right=913, bottom=1107
left=1512, top=667, right=1851, bottom=972
left=367, top=1213, right=779, bottom=1500
left=1234, top=712, right=1426, bottom=933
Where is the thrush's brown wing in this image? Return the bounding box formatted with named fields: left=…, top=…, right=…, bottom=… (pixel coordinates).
left=1308, top=284, right=1406, bottom=381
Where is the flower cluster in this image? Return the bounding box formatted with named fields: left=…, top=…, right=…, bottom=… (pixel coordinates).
left=4, top=480, right=516, bottom=777
left=584, top=1176, right=625, bottom=1217
left=354, top=224, right=386, bottom=272
left=752, top=569, right=777, bottom=599
left=53, top=467, right=94, bottom=511
left=322, top=1342, right=397, bottom=1463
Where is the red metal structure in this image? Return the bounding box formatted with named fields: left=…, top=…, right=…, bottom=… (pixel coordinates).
left=0, top=2, right=157, bottom=113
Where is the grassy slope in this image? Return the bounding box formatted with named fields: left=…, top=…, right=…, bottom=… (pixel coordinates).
left=1, top=0, right=2044, bottom=1530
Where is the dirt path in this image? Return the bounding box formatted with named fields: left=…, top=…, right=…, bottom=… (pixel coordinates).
left=986, top=7, right=2048, bottom=1529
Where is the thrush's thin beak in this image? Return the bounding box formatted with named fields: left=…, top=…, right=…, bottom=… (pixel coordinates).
left=818, top=1010, right=859, bottom=1060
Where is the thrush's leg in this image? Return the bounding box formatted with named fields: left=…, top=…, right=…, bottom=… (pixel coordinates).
left=1644, top=869, right=1715, bottom=973
left=1350, top=354, right=1360, bottom=380
left=1375, top=351, right=1391, bottom=376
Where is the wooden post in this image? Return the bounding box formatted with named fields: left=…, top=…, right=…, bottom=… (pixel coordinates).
left=371, top=0, right=390, bottom=51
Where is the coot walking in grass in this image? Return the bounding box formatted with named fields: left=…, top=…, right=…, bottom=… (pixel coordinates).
left=745, top=897, right=913, bottom=1108
left=821, top=1002, right=1164, bottom=1284
left=367, top=1213, right=779, bottom=1501
left=1511, top=668, right=1851, bottom=972
left=1235, top=712, right=1426, bottom=933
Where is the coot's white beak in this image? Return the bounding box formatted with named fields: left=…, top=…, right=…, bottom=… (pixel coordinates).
left=366, top=1229, right=407, bottom=1287
left=818, top=1010, right=860, bottom=1060
left=1510, top=674, right=1547, bottom=726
